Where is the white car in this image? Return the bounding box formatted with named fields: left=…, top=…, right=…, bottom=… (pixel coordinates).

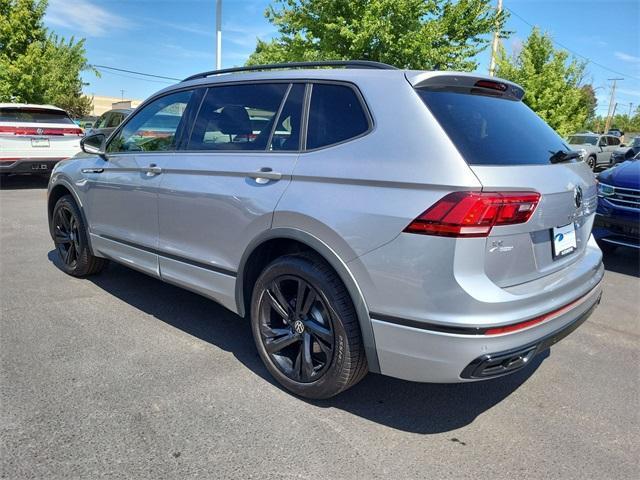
left=0, top=103, right=83, bottom=175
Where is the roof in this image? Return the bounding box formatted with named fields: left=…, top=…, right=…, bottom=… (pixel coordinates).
left=0, top=103, right=66, bottom=112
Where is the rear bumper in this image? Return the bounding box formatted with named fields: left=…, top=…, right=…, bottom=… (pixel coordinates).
left=0, top=157, right=67, bottom=174
left=369, top=278, right=603, bottom=383
left=593, top=212, right=640, bottom=249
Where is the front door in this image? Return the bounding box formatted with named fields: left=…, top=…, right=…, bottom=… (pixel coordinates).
left=154, top=82, right=305, bottom=311
left=84, top=89, right=196, bottom=277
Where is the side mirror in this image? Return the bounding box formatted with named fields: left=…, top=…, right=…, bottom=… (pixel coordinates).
left=81, top=133, right=106, bottom=156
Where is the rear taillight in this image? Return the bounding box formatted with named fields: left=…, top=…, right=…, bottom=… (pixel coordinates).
left=404, top=191, right=540, bottom=237
left=0, top=126, right=83, bottom=136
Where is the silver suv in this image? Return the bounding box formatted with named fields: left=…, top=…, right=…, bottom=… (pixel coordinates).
left=47, top=61, right=604, bottom=399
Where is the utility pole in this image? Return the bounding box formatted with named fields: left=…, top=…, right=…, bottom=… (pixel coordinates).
left=215, top=0, right=222, bottom=70
left=488, top=0, right=503, bottom=77
left=604, top=78, right=623, bottom=133
left=120, top=89, right=125, bottom=101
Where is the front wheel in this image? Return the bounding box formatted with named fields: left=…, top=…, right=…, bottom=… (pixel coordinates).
left=587, top=155, right=597, bottom=170
left=250, top=254, right=367, bottom=399
left=52, top=195, right=108, bottom=277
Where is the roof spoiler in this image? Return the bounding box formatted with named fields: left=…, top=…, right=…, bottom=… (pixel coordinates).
left=406, top=72, right=525, bottom=101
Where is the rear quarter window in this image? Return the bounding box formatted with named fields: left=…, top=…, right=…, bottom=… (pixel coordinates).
left=417, top=89, right=568, bottom=166
left=306, top=84, right=369, bottom=150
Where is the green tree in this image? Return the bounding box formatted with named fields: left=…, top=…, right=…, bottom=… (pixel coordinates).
left=247, top=0, right=509, bottom=71
left=495, top=28, right=588, bottom=137
left=0, top=0, right=94, bottom=117
left=578, top=84, right=597, bottom=121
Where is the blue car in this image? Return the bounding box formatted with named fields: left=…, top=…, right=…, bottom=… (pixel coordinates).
left=594, top=155, right=640, bottom=252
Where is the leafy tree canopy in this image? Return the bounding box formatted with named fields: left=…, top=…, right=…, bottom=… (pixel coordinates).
left=247, top=0, right=509, bottom=71
left=496, top=27, right=590, bottom=137
left=0, top=0, right=94, bottom=117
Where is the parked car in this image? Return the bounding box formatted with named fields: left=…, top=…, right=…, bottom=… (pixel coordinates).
left=607, top=128, right=624, bottom=138
left=47, top=61, right=603, bottom=399
left=593, top=155, right=640, bottom=251
left=610, top=136, right=640, bottom=165
left=567, top=133, right=622, bottom=170
left=0, top=103, right=83, bottom=175
left=86, top=108, right=133, bottom=138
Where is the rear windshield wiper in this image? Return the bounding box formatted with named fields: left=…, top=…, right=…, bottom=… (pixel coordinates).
left=549, top=150, right=581, bottom=164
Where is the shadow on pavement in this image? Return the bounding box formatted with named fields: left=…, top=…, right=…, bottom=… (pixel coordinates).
left=0, top=174, right=49, bottom=190
left=48, top=250, right=544, bottom=434
left=602, top=248, right=640, bottom=277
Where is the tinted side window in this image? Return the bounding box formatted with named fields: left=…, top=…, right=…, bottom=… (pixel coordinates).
left=608, top=136, right=620, bottom=146
left=94, top=113, right=108, bottom=129
left=270, top=83, right=305, bottom=151
left=188, top=83, right=288, bottom=151
left=306, top=84, right=369, bottom=150
left=107, top=90, right=193, bottom=153
left=106, top=113, right=123, bottom=128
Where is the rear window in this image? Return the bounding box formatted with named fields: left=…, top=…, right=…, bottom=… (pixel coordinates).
left=417, top=90, right=567, bottom=166
left=0, top=108, right=74, bottom=124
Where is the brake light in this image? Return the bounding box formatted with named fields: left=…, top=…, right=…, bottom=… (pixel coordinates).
left=0, top=126, right=83, bottom=136
left=474, top=80, right=508, bottom=91
left=404, top=191, right=540, bottom=237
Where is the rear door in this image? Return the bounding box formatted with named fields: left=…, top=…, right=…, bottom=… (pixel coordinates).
left=415, top=83, right=597, bottom=287
left=84, top=89, right=196, bottom=277
left=153, top=82, right=304, bottom=310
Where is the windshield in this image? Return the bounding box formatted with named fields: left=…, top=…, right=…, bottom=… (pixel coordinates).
left=567, top=135, right=598, bottom=145
left=416, top=89, right=567, bottom=165
left=0, top=108, right=74, bottom=124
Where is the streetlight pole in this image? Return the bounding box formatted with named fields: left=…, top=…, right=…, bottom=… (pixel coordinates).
left=215, top=0, right=222, bottom=70
left=488, top=0, right=503, bottom=77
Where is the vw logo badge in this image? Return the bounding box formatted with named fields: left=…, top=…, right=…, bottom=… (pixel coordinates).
left=574, top=186, right=583, bottom=208
left=36, top=127, right=44, bottom=135
left=293, top=320, right=305, bottom=334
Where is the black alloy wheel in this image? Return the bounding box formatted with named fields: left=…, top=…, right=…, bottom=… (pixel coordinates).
left=53, top=203, right=81, bottom=268
left=257, top=275, right=334, bottom=383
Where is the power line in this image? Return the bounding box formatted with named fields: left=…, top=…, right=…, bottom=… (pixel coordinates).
left=89, top=64, right=180, bottom=82
left=504, top=6, right=640, bottom=82
left=92, top=67, right=175, bottom=85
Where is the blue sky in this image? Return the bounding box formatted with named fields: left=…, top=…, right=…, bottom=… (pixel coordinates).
left=44, top=0, right=639, bottom=116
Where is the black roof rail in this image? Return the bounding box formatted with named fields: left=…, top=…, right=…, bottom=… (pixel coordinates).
left=181, top=60, right=398, bottom=82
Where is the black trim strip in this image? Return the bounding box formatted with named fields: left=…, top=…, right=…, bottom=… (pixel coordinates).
left=98, top=234, right=237, bottom=277
left=370, top=312, right=487, bottom=335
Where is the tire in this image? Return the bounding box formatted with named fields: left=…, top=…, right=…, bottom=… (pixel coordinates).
left=587, top=155, right=597, bottom=170
left=250, top=253, right=368, bottom=399
left=52, top=195, right=108, bottom=277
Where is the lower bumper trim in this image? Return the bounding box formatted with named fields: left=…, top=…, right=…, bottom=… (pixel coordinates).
left=460, top=291, right=601, bottom=379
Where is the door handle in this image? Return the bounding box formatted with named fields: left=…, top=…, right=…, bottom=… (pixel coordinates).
left=247, top=167, right=282, bottom=184
left=81, top=168, right=104, bottom=174
left=144, top=164, right=162, bottom=176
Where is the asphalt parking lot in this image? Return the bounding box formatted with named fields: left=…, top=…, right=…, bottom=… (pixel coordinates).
left=1, top=175, right=639, bottom=479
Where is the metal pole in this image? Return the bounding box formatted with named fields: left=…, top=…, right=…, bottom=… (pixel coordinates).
left=604, top=78, right=623, bottom=133
left=215, top=0, right=222, bottom=70
left=489, top=0, right=503, bottom=77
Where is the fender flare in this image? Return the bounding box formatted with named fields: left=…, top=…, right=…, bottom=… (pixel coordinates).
left=235, top=227, right=380, bottom=373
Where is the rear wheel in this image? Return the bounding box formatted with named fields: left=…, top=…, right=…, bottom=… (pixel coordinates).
left=52, top=195, right=107, bottom=277
left=250, top=253, right=367, bottom=399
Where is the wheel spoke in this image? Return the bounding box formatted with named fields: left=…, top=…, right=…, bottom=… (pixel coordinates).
left=54, top=229, right=70, bottom=243
left=265, top=332, right=299, bottom=354
left=294, top=279, right=307, bottom=317
left=66, top=243, right=76, bottom=265
left=301, top=333, right=315, bottom=381
left=305, top=320, right=333, bottom=345
left=293, top=347, right=303, bottom=381
left=267, top=283, right=290, bottom=321
left=299, top=288, right=316, bottom=317
left=261, top=325, right=290, bottom=339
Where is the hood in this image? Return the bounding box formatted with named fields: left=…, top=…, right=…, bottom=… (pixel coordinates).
left=598, top=160, right=640, bottom=189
